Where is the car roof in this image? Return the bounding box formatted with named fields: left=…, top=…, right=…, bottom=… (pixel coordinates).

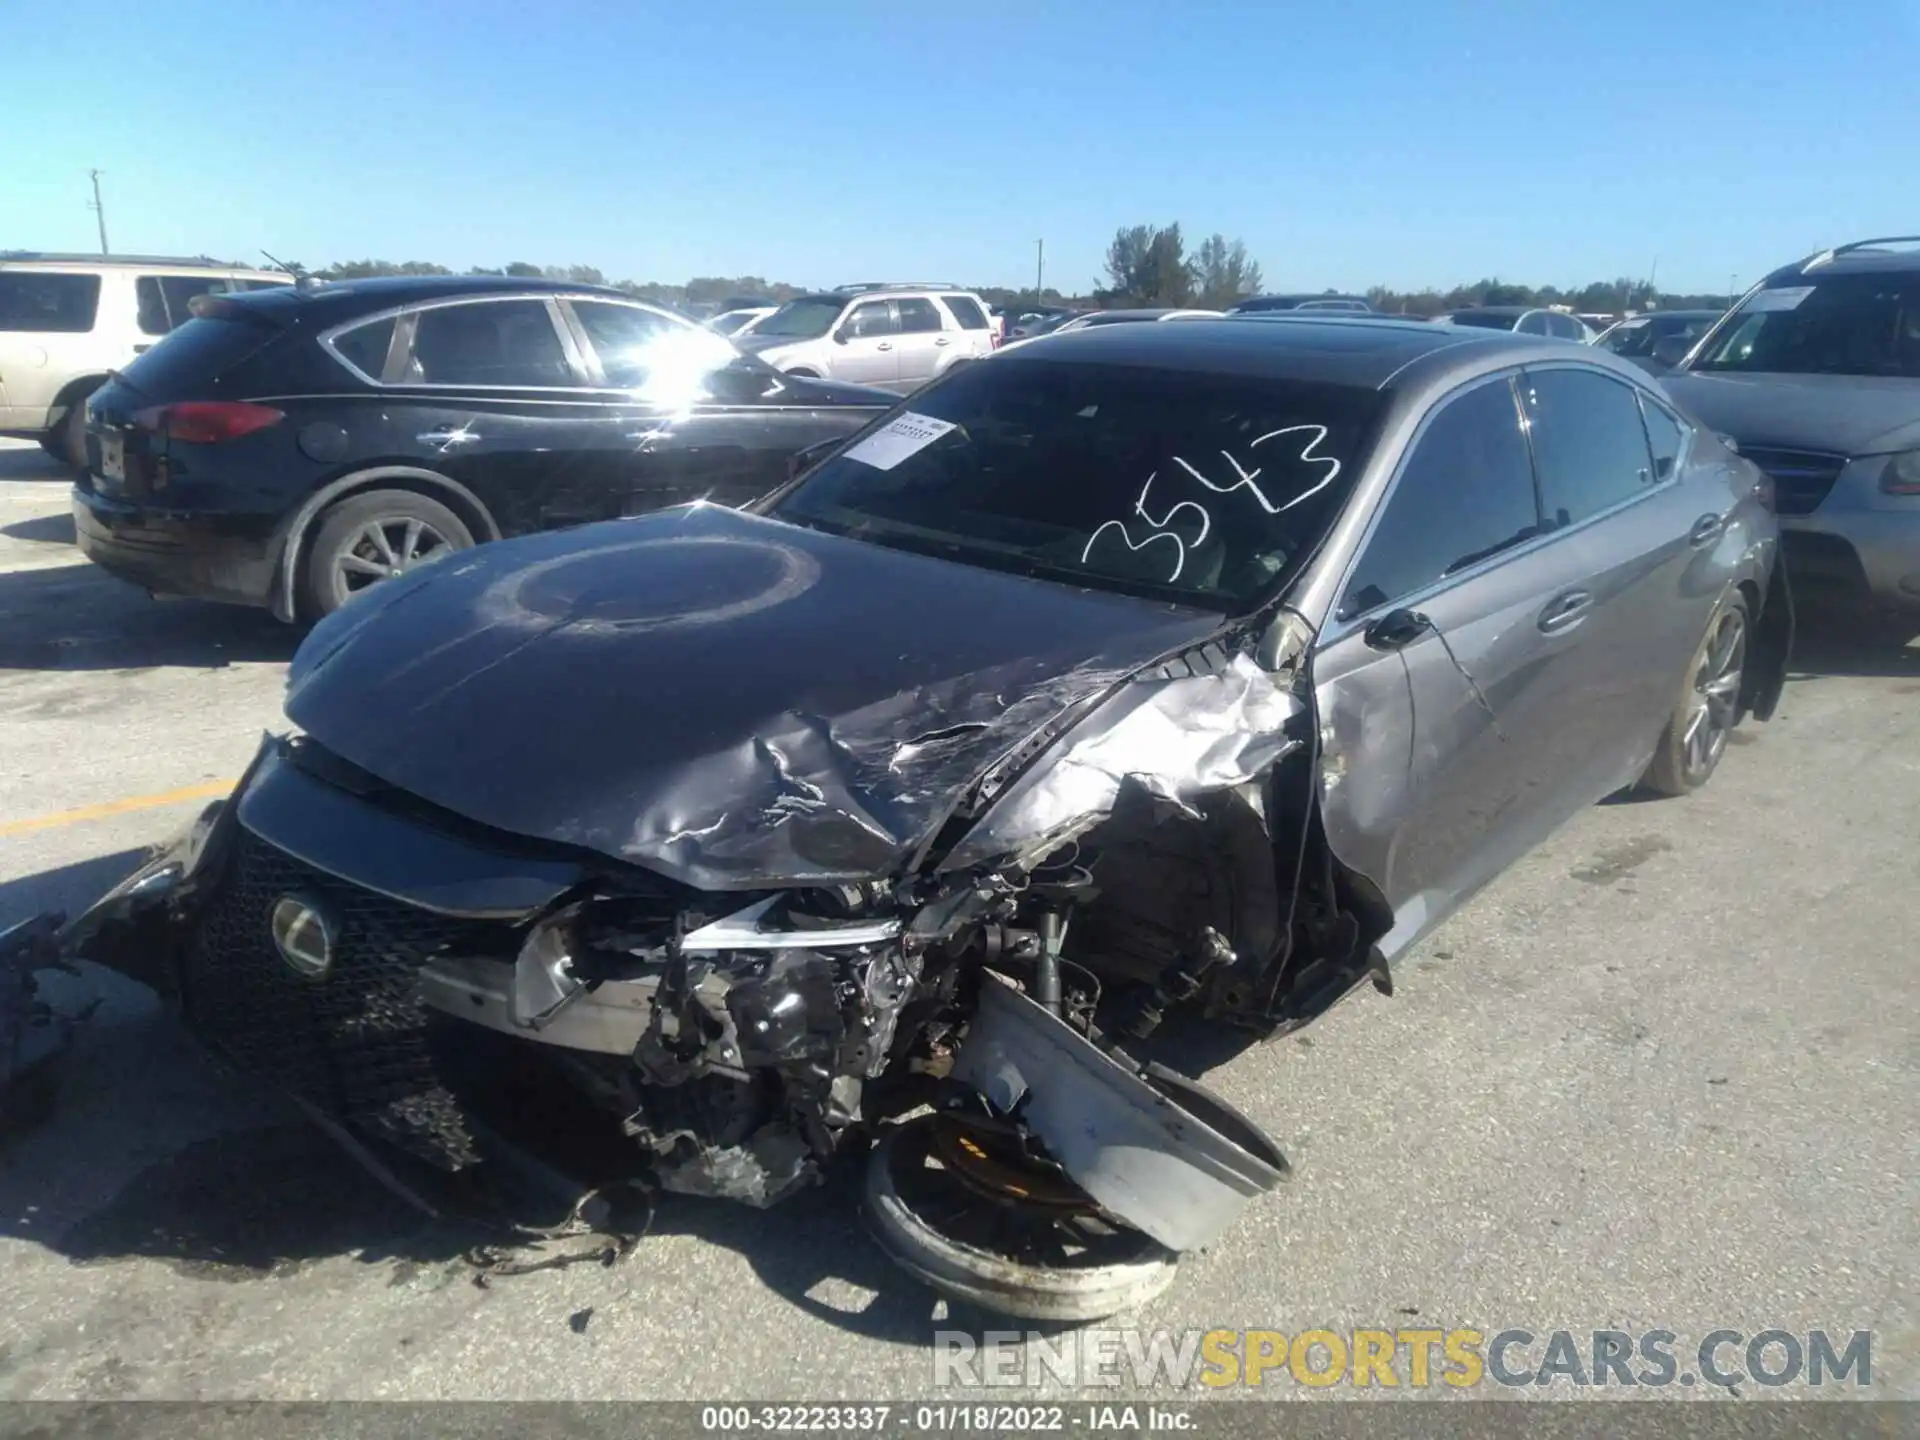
left=1443, top=305, right=1532, bottom=318
left=1004, top=314, right=1560, bottom=390
left=1770, top=237, right=1920, bottom=283
left=0, top=253, right=285, bottom=278
left=218, top=273, right=643, bottom=321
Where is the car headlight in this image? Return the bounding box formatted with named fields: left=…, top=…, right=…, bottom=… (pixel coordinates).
left=1880, top=450, right=1920, bottom=496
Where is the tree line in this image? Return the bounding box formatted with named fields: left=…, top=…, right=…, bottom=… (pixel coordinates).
left=276, top=232, right=1733, bottom=318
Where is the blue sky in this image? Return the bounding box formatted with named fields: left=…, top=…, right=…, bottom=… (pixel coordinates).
left=7, top=0, right=1917, bottom=295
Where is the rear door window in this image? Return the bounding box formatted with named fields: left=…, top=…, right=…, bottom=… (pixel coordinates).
left=403, top=300, right=575, bottom=386
left=1519, top=367, right=1659, bottom=527
left=1340, top=377, right=1542, bottom=619
left=137, top=275, right=233, bottom=335
left=896, top=297, right=944, bottom=334
left=940, top=295, right=990, bottom=330
left=0, top=273, right=102, bottom=333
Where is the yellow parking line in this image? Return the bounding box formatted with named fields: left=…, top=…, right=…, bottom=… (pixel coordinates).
left=0, top=780, right=237, bottom=839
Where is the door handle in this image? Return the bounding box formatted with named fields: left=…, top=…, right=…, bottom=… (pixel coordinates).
left=876, top=342, right=893, bottom=351
left=934, top=337, right=951, bottom=346
left=1538, top=589, right=1591, bottom=633
left=417, top=424, right=478, bottom=446
left=1689, top=513, right=1725, bottom=547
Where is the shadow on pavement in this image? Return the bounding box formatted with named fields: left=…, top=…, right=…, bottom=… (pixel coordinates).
left=2, top=511, right=76, bottom=546
left=0, top=447, right=70, bottom=482
left=1786, top=595, right=1920, bottom=682
left=0, top=561, right=298, bottom=671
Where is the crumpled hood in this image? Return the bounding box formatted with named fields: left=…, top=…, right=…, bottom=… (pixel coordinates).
left=1662, top=370, right=1920, bottom=457
left=285, top=505, right=1223, bottom=891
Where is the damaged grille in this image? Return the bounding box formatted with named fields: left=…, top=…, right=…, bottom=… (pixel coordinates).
left=182, top=829, right=517, bottom=1170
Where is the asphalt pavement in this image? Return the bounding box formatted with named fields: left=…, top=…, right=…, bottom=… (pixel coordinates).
left=0, top=437, right=1914, bottom=1402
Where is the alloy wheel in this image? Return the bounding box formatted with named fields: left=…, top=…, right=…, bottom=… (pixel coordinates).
left=334, top=516, right=452, bottom=597
left=1683, top=608, right=1746, bottom=781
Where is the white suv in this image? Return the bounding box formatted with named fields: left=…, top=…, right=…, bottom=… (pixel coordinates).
left=0, top=253, right=292, bottom=466
left=734, top=284, right=998, bottom=392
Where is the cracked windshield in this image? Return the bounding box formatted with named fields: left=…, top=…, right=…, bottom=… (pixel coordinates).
left=1, top=1, right=1913, bottom=1432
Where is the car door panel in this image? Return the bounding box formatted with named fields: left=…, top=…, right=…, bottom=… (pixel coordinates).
left=831, top=301, right=901, bottom=387
left=384, top=297, right=608, bottom=535
left=890, top=297, right=948, bottom=387
left=1312, top=371, right=1600, bottom=961
left=1517, top=366, right=1724, bottom=798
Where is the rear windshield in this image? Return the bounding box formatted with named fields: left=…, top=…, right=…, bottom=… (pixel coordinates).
left=118, top=315, right=280, bottom=391
left=1691, top=275, right=1920, bottom=378
left=772, top=357, right=1385, bottom=610
left=0, top=273, right=102, bottom=333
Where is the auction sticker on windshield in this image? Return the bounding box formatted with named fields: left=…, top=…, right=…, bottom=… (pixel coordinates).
left=844, top=412, right=958, bottom=470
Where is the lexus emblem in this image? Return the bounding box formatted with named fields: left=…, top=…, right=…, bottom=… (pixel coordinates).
left=269, top=895, right=335, bottom=980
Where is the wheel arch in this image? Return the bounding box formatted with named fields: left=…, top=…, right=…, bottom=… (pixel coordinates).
left=48, top=372, right=111, bottom=427
left=271, top=466, right=500, bottom=622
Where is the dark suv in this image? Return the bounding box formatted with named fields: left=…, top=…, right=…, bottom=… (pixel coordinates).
left=75, top=276, right=892, bottom=620
left=1660, top=238, right=1920, bottom=611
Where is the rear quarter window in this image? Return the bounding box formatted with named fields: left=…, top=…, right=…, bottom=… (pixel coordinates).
left=941, top=295, right=990, bottom=330
left=0, top=273, right=102, bottom=333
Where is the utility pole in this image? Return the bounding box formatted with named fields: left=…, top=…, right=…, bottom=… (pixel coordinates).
left=1035, top=239, right=1044, bottom=300
left=87, top=170, right=109, bottom=255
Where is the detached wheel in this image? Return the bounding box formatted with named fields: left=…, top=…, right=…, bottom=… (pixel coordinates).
left=1641, top=592, right=1749, bottom=796
left=43, top=398, right=90, bottom=470
left=298, top=489, right=473, bottom=619
left=864, top=1115, right=1178, bottom=1322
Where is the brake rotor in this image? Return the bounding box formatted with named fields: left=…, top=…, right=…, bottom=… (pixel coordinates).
left=926, top=1111, right=1094, bottom=1212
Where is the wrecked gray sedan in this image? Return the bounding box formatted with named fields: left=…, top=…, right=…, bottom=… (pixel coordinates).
left=5, top=316, right=1792, bottom=1320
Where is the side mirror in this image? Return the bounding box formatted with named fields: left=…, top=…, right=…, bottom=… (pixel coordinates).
left=1363, top=607, right=1433, bottom=651
left=1717, top=433, right=1741, bottom=456
left=832, top=326, right=853, bottom=345
left=1651, top=334, right=1692, bottom=368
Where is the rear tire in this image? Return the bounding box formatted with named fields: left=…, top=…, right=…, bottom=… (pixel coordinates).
left=1640, top=593, right=1750, bottom=797
left=297, top=489, right=473, bottom=620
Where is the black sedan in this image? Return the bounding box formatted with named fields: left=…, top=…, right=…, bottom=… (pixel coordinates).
left=74, top=277, right=892, bottom=620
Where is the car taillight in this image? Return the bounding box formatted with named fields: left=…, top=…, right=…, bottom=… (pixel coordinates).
left=133, top=401, right=284, bottom=444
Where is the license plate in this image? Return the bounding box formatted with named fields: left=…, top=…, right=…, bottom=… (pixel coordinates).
left=99, top=432, right=126, bottom=481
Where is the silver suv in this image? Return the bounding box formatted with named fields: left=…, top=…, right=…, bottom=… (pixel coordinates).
left=734, top=283, right=997, bottom=392
left=0, top=252, right=291, bottom=466
left=1661, top=236, right=1920, bottom=610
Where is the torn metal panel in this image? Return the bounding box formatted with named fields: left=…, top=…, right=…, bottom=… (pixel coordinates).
left=952, top=972, right=1287, bottom=1252
left=940, top=651, right=1305, bottom=876
left=283, top=504, right=1222, bottom=891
